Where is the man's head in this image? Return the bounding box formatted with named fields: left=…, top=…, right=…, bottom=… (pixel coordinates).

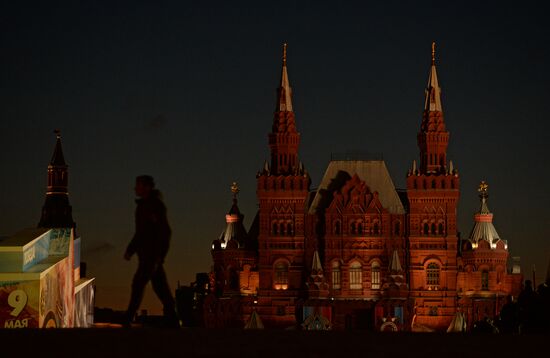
left=135, top=175, right=155, bottom=198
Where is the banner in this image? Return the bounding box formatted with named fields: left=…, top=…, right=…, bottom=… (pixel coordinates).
left=0, top=280, right=40, bottom=328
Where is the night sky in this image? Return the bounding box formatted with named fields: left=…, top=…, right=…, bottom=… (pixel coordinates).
left=1, top=1, right=549, bottom=313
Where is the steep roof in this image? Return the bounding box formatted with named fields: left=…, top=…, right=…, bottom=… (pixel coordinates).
left=468, top=181, right=503, bottom=248
left=308, top=160, right=405, bottom=215
left=50, top=130, right=67, bottom=167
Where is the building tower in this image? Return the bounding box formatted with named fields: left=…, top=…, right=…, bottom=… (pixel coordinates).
left=406, top=43, right=460, bottom=330
left=256, top=43, right=310, bottom=327
left=38, top=130, right=75, bottom=229
left=211, top=182, right=258, bottom=296
left=457, top=181, right=522, bottom=327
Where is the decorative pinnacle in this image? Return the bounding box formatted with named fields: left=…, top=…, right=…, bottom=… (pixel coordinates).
left=54, top=129, right=61, bottom=139
left=431, top=41, right=436, bottom=65
left=478, top=180, right=489, bottom=199
left=282, top=43, right=287, bottom=66
left=231, top=181, right=240, bottom=199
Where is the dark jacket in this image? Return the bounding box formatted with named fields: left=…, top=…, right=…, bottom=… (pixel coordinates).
left=126, top=190, right=171, bottom=261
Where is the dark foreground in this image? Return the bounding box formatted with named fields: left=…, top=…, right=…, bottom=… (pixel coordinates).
left=0, top=328, right=548, bottom=358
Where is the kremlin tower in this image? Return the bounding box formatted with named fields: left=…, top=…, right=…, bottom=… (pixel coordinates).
left=38, top=130, right=75, bottom=229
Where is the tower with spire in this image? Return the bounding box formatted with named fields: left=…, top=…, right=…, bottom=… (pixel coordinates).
left=255, top=44, right=310, bottom=327
left=457, top=182, right=522, bottom=327
left=38, top=130, right=75, bottom=229
left=406, top=43, right=460, bottom=330
left=211, top=182, right=258, bottom=296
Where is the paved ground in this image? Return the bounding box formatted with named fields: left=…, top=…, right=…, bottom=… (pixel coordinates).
left=0, top=328, right=547, bottom=357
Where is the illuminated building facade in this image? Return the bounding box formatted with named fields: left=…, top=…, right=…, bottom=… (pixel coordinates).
left=209, top=43, right=522, bottom=331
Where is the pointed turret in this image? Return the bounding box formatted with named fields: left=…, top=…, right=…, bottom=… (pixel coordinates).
left=269, top=43, right=301, bottom=175
left=38, top=130, right=75, bottom=229
left=218, top=182, right=248, bottom=249
left=468, top=181, right=503, bottom=249
left=417, top=42, right=450, bottom=174
left=50, top=130, right=67, bottom=166
left=244, top=310, right=264, bottom=329
left=389, top=249, right=403, bottom=273
left=311, top=250, right=323, bottom=274
left=307, top=250, right=329, bottom=295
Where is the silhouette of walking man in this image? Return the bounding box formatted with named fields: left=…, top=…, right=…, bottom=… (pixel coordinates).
left=124, top=175, right=178, bottom=327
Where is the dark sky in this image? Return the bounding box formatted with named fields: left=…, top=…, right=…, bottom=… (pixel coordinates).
left=1, top=1, right=549, bottom=313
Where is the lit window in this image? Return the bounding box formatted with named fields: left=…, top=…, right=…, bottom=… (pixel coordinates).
left=349, top=262, right=362, bottom=290
left=426, top=263, right=440, bottom=286
left=274, top=262, right=288, bottom=290
left=331, top=261, right=341, bottom=289
left=371, top=262, right=380, bottom=290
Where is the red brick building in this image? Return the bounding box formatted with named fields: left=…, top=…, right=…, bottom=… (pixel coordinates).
left=209, top=43, right=522, bottom=331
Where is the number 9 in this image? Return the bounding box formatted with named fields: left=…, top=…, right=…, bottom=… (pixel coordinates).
left=8, top=290, right=28, bottom=317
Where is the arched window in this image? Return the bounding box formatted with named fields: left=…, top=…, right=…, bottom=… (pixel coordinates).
left=426, top=263, right=440, bottom=286
left=371, top=261, right=381, bottom=290
left=349, top=262, right=362, bottom=290
left=481, top=270, right=489, bottom=290
left=287, top=222, right=293, bottom=236
left=438, top=222, right=444, bottom=236
left=274, top=261, right=289, bottom=290
left=373, top=222, right=380, bottom=235
left=431, top=180, right=436, bottom=189
left=331, top=261, right=341, bottom=289
left=423, top=222, right=429, bottom=235
left=272, top=222, right=278, bottom=235
left=350, top=222, right=357, bottom=235
left=334, top=221, right=341, bottom=235
left=280, top=222, right=286, bottom=235
left=394, top=222, right=400, bottom=235
left=357, top=222, right=363, bottom=235
left=431, top=223, right=436, bottom=235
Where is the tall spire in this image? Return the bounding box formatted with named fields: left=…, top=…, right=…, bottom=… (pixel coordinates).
left=424, top=41, right=443, bottom=113
left=38, top=130, right=75, bottom=229
left=417, top=42, right=449, bottom=174
left=268, top=43, right=301, bottom=175
left=276, top=43, right=293, bottom=112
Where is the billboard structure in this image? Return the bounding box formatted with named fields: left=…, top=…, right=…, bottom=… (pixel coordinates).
left=0, top=228, right=95, bottom=328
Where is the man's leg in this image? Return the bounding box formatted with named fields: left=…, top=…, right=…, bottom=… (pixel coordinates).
left=126, top=260, right=154, bottom=323
left=151, top=264, right=177, bottom=322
